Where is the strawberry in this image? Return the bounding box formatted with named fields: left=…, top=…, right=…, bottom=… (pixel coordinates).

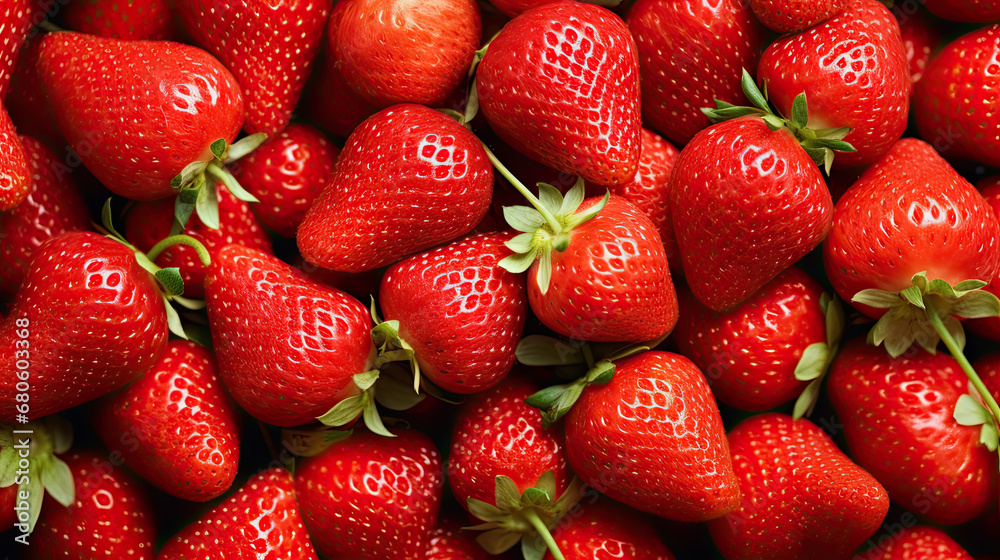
left=626, top=0, right=766, bottom=146
left=158, top=467, right=319, bottom=559
left=175, top=0, right=331, bottom=135
left=61, top=0, right=183, bottom=40
left=707, top=413, right=890, bottom=560
left=297, top=104, right=493, bottom=273
left=757, top=0, right=910, bottom=168
left=921, top=0, right=1000, bottom=22
left=892, top=4, right=942, bottom=85
left=295, top=428, right=444, bottom=560
left=426, top=518, right=492, bottom=560
left=331, top=0, right=481, bottom=109
left=968, top=176, right=1000, bottom=342
left=542, top=497, right=676, bottom=560
left=0, top=105, right=32, bottom=211
left=0, top=135, right=91, bottom=301
left=204, top=244, right=376, bottom=427
left=0, top=0, right=30, bottom=99
left=6, top=35, right=62, bottom=150
left=827, top=337, right=999, bottom=526
left=856, top=525, right=974, bottom=560
left=564, top=351, right=740, bottom=522
left=748, top=0, right=846, bottom=33
left=476, top=1, right=641, bottom=188
left=673, top=266, right=843, bottom=414
left=28, top=448, right=156, bottom=559
left=229, top=123, right=339, bottom=238
left=92, top=340, right=241, bottom=502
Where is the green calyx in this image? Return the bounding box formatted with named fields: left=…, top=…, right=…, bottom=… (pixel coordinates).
left=792, top=293, right=845, bottom=420
left=701, top=68, right=856, bottom=174
left=316, top=369, right=395, bottom=438
left=465, top=473, right=584, bottom=560
left=170, top=134, right=266, bottom=232
left=954, top=392, right=999, bottom=452
left=0, top=416, right=75, bottom=534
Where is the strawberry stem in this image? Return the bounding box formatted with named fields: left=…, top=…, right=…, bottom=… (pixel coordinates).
left=146, top=235, right=211, bottom=266
left=480, top=143, right=563, bottom=234
left=520, top=508, right=564, bottom=560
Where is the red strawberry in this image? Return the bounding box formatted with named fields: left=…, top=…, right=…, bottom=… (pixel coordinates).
left=37, top=32, right=244, bottom=201
left=204, top=244, right=376, bottom=427
left=707, top=413, right=890, bottom=560
left=856, top=525, right=974, bottom=560
left=757, top=0, right=910, bottom=168
left=332, top=0, right=481, bottom=109
left=477, top=1, right=641, bottom=187
left=827, top=337, right=999, bottom=526
left=28, top=449, right=156, bottom=560
left=426, top=518, right=491, bottom=560
left=0, top=135, right=91, bottom=300
left=968, top=176, right=1000, bottom=341
left=0, top=105, right=31, bottom=211
left=61, top=0, right=183, bottom=40
left=0, top=0, right=31, bottom=99
left=542, top=498, right=676, bottom=560
left=295, top=428, right=444, bottom=560
left=626, top=0, right=766, bottom=146
left=158, top=468, right=319, bottom=559
left=229, top=123, right=340, bottom=238
left=175, top=0, right=330, bottom=135
left=297, top=104, right=493, bottom=273
left=921, top=0, right=1000, bottom=22
left=565, top=351, right=739, bottom=522
left=92, top=340, right=241, bottom=502
left=892, top=4, right=942, bottom=85
left=6, top=35, right=62, bottom=150
left=748, top=0, right=846, bottom=33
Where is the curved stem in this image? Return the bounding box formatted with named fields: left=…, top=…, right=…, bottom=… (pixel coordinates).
left=480, top=143, right=563, bottom=234
left=521, top=508, right=564, bottom=560
left=147, top=235, right=211, bottom=267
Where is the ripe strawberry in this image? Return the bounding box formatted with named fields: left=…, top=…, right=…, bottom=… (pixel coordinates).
left=175, top=0, right=330, bottom=135
left=61, top=0, right=183, bottom=40
left=707, top=413, right=890, bottom=560
left=0, top=135, right=91, bottom=300
left=378, top=232, right=527, bottom=394
left=565, top=351, right=739, bottom=522
left=229, top=123, right=339, bottom=238
left=37, top=32, right=245, bottom=201
left=204, top=244, right=376, bottom=427
left=28, top=449, right=156, bottom=559
left=158, top=468, right=319, bottom=559
left=297, top=104, right=493, bottom=273
left=542, top=498, right=676, bottom=560
left=921, top=0, right=1000, bottom=22
left=892, top=5, right=942, bottom=85
left=829, top=337, right=999, bottom=526
left=748, top=0, right=846, bottom=33
left=477, top=1, right=641, bottom=187
left=295, top=428, right=443, bottom=560
left=626, top=0, right=766, bottom=146
left=0, top=0, right=30, bottom=99
left=856, top=525, right=974, bottom=560
left=968, top=176, right=1000, bottom=341
left=426, top=518, right=491, bottom=560
left=92, top=340, right=241, bottom=502
left=0, top=105, right=31, bottom=211
left=332, top=0, right=481, bottom=109
left=6, top=35, right=62, bottom=150
left=757, top=0, right=910, bottom=168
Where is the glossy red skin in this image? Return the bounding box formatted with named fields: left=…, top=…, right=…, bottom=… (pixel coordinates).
left=627, top=0, right=765, bottom=147
left=915, top=25, right=1000, bottom=168
left=565, top=351, right=739, bottom=522
left=823, top=139, right=1000, bottom=318
left=6, top=35, right=63, bottom=150
left=37, top=32, right=244, bottom=201
left=673, top=266, right=826, bottom=411
left=204, top=245, right=375, bottom=427
left=968, top=177, right=1000, bottom=341
left=542, top=498, right=675, bottom=560
left=708, top=413, right=889, bottom=560
left=857, top=526, right=974, bottom=560
left=758, top=0, right=910, bottom=168
left=448, top=376, right=571, bottom=509
left=298, top=104, right=493, bottom=272
left=0, top=105, right=31, bottom=210
left=27, top=450, right=156, bottom=560
left=529, top=195, right=677, bottom=343
left=62, top=0, right=183, bottom=40
left=0, top=136, right=91, bottom=301
left=670, top=117, right=833, bottom=312
left=921, top=0, right=1000, bottom=22
left=893, top=5, right=942, bottom=85
left=381, top=232, right=527, bottom=394
left=295, top=429, right=444, bottom=560
left=426, top=518, right=491, bottom=560
left=0, top=0, right=30, bottom=99
left=175, top=0, right=330, bottom=135
left=974, top=352, right=1000, bottom=417
left=0, top=482, right=16, bottom=532
left=92, top=340, right=240, bottom=502
left=748, top=0, right=846, bottom=33
left=333, top=0, right=481, bottom=108
left=123, top=185, right=272, bottom=299
left=828, top=338, right=1000, bottom=526
left=0, top=232, right=168, bottom=421
left=230, top=123, right=339, bottom=238
left=478, top=1, right=641, bottom=188
left=158, top=468, right=319, bottom=559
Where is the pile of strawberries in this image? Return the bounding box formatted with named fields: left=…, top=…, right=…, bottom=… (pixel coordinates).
left=2, top=0, right=1000, bottom=558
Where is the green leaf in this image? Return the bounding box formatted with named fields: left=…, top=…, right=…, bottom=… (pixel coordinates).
left=353, top=370, right=381, bottom=392
left=521, top=534, right=547, bottom=560
left=793, top=378, right=823, bottom=420
left=495, top=475, right=522, bottom=511
left=557, top=178, right=586, bottom=216
left=522, top=487, right=551, bottom=506
left=811, top=126, right=852, bottom=140
left=195, top=181, right=220, bottom=230
left=173, top=197, right=196, bottom=234
left=794, top=343, right=830, bottom=382
left=954, top=279, right=988, bottom=293
left=162, top=295, right=188, bottom=340
left=280, top=426, right=353, bottom=457
left=210, top=138, right=227, bottom=160
left=374, top=365, right=425, bottom=411
left=476, top=528, right=523, bottom=555
left=525, top=385, right=569, bottom=410
left=537, top=183, right=564, bottom=217
left=154, top=268, right=185, bottom=296
left=900, top=285, right=925, bottom=309
left=702, top=106, right=766, bottom=122
left=468, top=497, right=508, bottom=524
left=207, top=163, right=259, bottom=203
left=100, top=198, right=123, bottom=240
left=515, top=335, right=584, bottom=367
left=504, top=205, right=546, bottom=233
left=852, top=289, right=903, bottom=309
left=954, top=394, right=991, bottom=426
left=534, top=246, right=553, bottom=295
left=463, top=82, right=480, bottom=125
left=824, top=295, right=845, bottom=346
left=499, top=251, right=537, bottom=274
left=952, top=290, right=1000, bottom=319
left=563, top=190, right=608, bottom=231
left=361, top=394, right=395, bottom=438
left=0, top=446, right=18, bottom=487
left=762, top=114, right=785, bottom=131
left=790, top=93, right=808, bottom=129
left=225, top=133, right=267, bottom=162
left=823, top=148, right=835, bottom=175
left=317, top=394, right=366, bottom=427
left=980, top=423, right=999, bottom=452
left=741, top=68, right=769, bottom=112
left=40, top=456, right=74, bottom=507
left=22, top=470, right=43, bottom=534
left=533, top=471, right=556, bottom=499
left=505, top=232, right=535, bottom=255
left=171, top=294, right=206, bottom=311
left=587, top=361, right=616, bottom=384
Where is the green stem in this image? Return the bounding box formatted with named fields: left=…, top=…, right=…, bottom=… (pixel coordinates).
left=521, top=508, right=564, bottom=560
left=480, top=143, right=563, bottom=234
left=147, top=235, right=211, bottom=266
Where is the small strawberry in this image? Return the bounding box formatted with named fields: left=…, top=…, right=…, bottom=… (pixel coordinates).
left=297, top=104, right=493, bottom=273
left=158, top=468, right=319, bottom=559
left=61, top=0, right=183, bottom=40
left=748, top=0, right=846, bottom=33
left=0, top=0, right=31, bottom=99
left=542, top=497, right=676, bottom=560
left=295, top=428, right=444, bottom=560
left=856, top=525, right=974, bottom=560
left=477, top=1, right=641, bottom=187
left=0, top=105, right=32, bottom=211
left=707, top=413, right=890, bottom=560
left=892, top=4, right=942, bottom=85
left=921, top=0, right=1000, bottom=22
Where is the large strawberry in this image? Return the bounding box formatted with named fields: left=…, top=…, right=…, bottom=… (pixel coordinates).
left=175, top=0, right=331, bottom=135
left=856, top=525, right=974, bottom=560
left=477, top=1, right=641, bottom=188
left=297, top=104, right=493, bottom=273
left=707, top=413, right=890, bottom=560
left=757, top=0, right=910, bottom=168
left=542, top=498, right=676, bottom=560
left=626, top=0, right=766, bottom=146
left=158, top=468, right=319, bottom=559
left=564, top=351, right=739, bottom=522
left=61, top=0, right=183, bottom=40
left=0, top=0, right=31, bottom=99
left=92, top=340, right=241, bottom=502
left=0, top=105, right=32, bottom=211
left=295, top=428, right=443, bottom=560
